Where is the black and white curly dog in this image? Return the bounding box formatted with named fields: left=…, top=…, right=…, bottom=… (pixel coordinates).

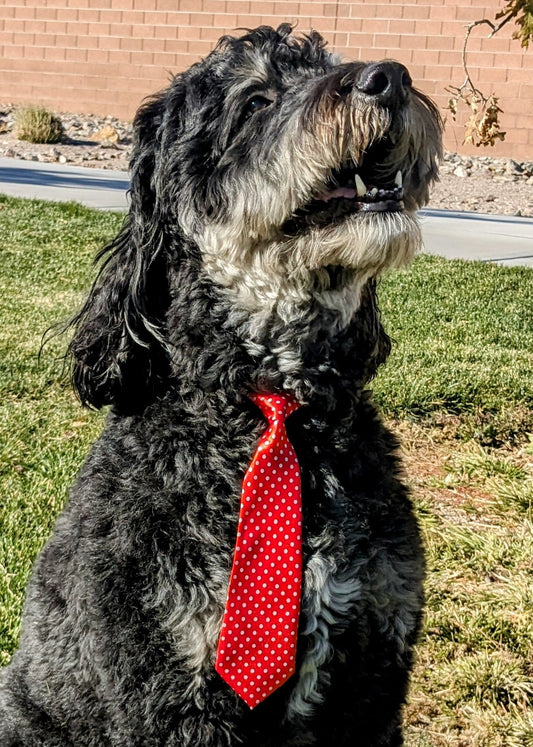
left=0, top=24, right=442, bottom=747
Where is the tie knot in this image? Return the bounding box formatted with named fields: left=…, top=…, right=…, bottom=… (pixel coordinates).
left=249, top=393, right=300, bottom=424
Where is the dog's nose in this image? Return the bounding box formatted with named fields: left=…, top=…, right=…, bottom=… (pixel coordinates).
left=356, top=61, right=412, bottom=106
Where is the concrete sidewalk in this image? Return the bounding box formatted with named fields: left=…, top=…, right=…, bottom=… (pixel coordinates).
left=0, top=157, right=129, bottom=211
left=419, top=209, right=533, bottom=268
left=1, top=157, right=532, bottom=267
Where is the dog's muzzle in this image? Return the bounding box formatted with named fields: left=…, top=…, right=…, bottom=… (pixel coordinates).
left=281, top=60, right=420, bottom=236
left=324, top=60, right=412, bottom=212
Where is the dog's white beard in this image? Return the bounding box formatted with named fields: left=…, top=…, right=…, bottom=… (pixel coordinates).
left=198, top=210, right=421, bottom=330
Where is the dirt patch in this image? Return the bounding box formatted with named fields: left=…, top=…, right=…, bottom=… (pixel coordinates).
left=0, top=105, right=131, bottom=172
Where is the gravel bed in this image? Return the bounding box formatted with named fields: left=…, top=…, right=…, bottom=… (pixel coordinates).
left=1, top=104, right=532, bottom=218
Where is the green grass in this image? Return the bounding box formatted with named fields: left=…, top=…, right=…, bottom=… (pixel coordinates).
left=0, top=194, right=532, bottom=744
left=375, top=256, right=533, bottom=418
left=403, top=434, right=533, bottom=746
left=0, top=196, right=116, bottom=658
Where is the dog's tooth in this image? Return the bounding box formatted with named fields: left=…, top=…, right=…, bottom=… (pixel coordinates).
left=370, top=187, right=378, bottom=197
left=354, top=174, right=367, bottom=197
left=395, top=170, right=403, bottom=188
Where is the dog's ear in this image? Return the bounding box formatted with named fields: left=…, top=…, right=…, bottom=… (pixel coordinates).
left=68, top=92, right=173, bottom=412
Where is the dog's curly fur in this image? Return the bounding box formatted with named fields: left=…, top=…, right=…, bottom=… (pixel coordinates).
left=0, top=25, right=442, bottom=746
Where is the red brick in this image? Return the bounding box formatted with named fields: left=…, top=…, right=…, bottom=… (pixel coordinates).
left=331, top=31, right=348, bottom=48
left=107, top=49, right=131, bottom=64
left=142, top=11, right=166, bottom=25
left=402, top=4, right=432, bottom=20
left=0, top=82, right=35, bottom=99
left=22, top=19, right=46, bottom=33
left=202, top=0, right=226, bottom=11
left=441, top=21, right=466, bottom=38
left=199, top=25, right=225, bottom=40
left=161, top=14, right=189, bottom=31
left=414, top=19, right=442, bottom=36
left=400, top=35, right=428, bottom=50
left=416, top=48, right=440, bottom=65
left=175, top=0, right=207, bottom=9
left=372, top=5, right=404, bottom=20
left=44, top=21, right=69, bottom=34
left=325, top=3, right=348, bottom=17
left=98, top=10, right=124, bottom=24
left=272, top=2, right=297, bottom=13
left=3, top=44, right=24, bottom=58
left=87, top=48, right=110, bottom=64
left=151, top=50, right=179, bottom=65
left=24, top=45, right=46, bottom=60
left=424, top=64, right=452, bottom=80
left=65, top=47, right=89, bottom=62
left=12, top=31, right=33, bottom=45
left=428, top=6, right=458, bottom=21
left=97, top=36, right=119, bottom=50
left=406, top=64, right=426, bottom=82
left=187, top=39, right=217, bottom=55
left=225, top=1, right=250, bottom=11
left=12, top=6, right=37, bottom=21
left=86, top=22, right=111, bottom=38
left=178, top=25, right=202, bottom=40
left=55, top=8, right=79, bottom=23
left=65, top=22, right=90, bottom=36
left=438, top=50, right=461, bottom=66
left=119, top=37, right=144, bottom=51
left=373, top=34, right=401, bottom=49
left=129, top=0, right=154, bottom=9
left=163, top=39, right=189, bottom=53
left=140, top=37, right=163, bottom=52
left=388, top=19, right=416, bottom=34
left=464, top=50, right=495, bottom=67
left=107, top=0, right=134, bottom=8
left=34, top=8, right=59, bottom=21
left=508, top=127, right=528, bottom=144
left=187, top=12, right=208, bottom=26
left=256, top=16, right=290, bottom=30
left=299, top=3, right=324, bottom=15
left=212, top=14, right=238, bottom=28
left=347, top=32, right=375, bottom=49
left=2, top=19, right=25, bottom=32
left=350, top=4, right=377, bottom=19
left=479, top=35, right=513, bottom=53
left=120, top=10, right=145, bottom=25
left=307, top=16, right=335, bottom=31
left=32, top=32, right=56, bottom=47
left=130, top=23, right=154, bottom=38
left=510, top=66, right=533, bottom=82
left=457, top=6, right=490, bottom=22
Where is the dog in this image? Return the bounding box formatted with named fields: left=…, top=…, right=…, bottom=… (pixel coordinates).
left=0, top=24, right=442, bottom=746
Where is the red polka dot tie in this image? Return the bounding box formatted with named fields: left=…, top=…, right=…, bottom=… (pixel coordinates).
left=216, top=393, right=302, bottom=708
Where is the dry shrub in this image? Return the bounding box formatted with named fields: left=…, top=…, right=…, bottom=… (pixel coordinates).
left=15, top=106, right=65, bottom=144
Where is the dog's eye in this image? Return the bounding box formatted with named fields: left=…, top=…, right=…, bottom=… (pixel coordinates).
left=245, top=96, right=273, bottom=117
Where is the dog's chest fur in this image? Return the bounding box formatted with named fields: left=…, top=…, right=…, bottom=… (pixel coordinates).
left=103, top=269, right=420, bottom=725
left=73, top=355, right=420, bottom=733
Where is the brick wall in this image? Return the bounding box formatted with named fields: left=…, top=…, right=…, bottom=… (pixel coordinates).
left=0, top=0, right=531, bottom=158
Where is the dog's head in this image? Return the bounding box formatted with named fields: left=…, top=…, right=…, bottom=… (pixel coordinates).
left=69, top=25, right=442, bottom=409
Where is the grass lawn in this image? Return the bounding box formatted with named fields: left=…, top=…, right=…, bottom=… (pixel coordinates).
left=0, top=194, right=532, bottom=745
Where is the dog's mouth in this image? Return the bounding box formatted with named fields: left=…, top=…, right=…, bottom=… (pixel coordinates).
left=282, top=138, right=407, bottom=235
left=316, top=163, right=404, bottom=211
